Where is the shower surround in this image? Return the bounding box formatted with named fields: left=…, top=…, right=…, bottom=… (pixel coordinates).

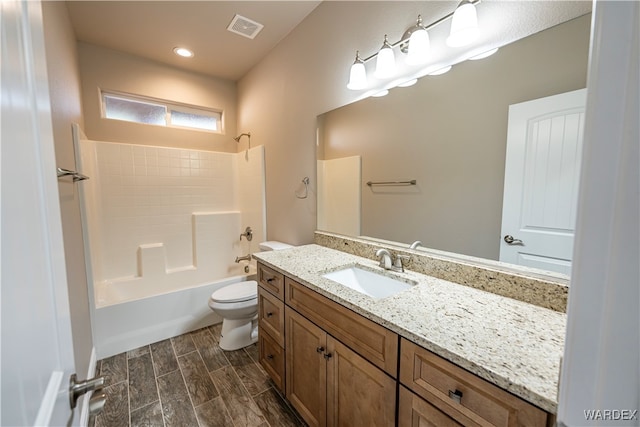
left=77, top=138, right=266, bottom=357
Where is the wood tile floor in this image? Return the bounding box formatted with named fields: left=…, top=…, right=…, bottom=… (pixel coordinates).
left=89, top=324, right=305, bottom=427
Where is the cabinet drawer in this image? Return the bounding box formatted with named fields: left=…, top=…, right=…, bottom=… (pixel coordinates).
left=259, top=329, right=285, bottom=394
left=285, top=277, right=398, bottom=377
left=399, top=385, right=462, bottom=427
left=258, top=286, right=285, bottom=347
left=400, top=338, right=548, bottom=427
left=258, top=262, right=284, bottom=299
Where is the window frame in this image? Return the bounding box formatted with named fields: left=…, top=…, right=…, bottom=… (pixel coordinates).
left=100, top=90, right=224, bottom=134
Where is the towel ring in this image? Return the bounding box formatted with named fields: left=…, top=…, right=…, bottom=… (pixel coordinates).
left=295, top=177, right=310, bottom=199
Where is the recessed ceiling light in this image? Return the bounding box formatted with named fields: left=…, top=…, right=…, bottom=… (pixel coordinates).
left=173, top=47, right=194, bottom=58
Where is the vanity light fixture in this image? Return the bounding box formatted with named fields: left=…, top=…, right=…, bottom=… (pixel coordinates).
left=173, top=47, right=194, bottom=58
left=346, top=0, right=481, bottom=90
left=398, top=78, right=418, bottom=87
left=347, top=51, right=367, bottom=90
left=469, top=47, right=499, bottom=60
left=446, top=0, right=480, bottom=47
left=428, top=65, right=452, bottom=76
left=372, top=89, right=389, bottom=97
left=374, top=35, right=396, bottom=78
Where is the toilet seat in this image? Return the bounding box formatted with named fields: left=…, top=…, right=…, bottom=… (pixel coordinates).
left=210, top=280, right=257, bottom=303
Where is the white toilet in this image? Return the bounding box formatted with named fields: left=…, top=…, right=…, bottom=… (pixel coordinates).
left=208, top=240, right=293, bottom=350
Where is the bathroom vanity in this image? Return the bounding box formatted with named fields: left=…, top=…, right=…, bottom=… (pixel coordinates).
left=254, top=243, right=565, bottom=427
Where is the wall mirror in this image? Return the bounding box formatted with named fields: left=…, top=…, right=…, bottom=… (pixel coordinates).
left=317, top=12, right=591, bottom=281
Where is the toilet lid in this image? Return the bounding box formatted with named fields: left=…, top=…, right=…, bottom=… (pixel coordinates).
left=210, top=281, right=257, bottom=303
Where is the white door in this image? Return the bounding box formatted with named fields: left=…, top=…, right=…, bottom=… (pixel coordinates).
left=500, top=89, right=586, bottom=275
left=1, top=1, right=78, bottom=425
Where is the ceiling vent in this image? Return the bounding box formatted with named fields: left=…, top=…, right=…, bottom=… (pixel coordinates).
left=227, top=14, right=264, bottom=39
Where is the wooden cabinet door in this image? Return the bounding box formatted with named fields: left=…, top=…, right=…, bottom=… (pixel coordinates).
left=286, top=307, right=327, bottom=427
left=258, top=329, right=285, bottom=393
left=399, top=386, right=462, bottom=427
left=258, top=286, right=285, bottom=346
left=326, top=336, right=396, bottom=427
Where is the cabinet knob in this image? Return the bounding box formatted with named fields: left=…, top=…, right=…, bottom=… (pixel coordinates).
left=316, top=346, right=325, bottom=353
left=266, top=277, right=275, bottom=283
left=266, top=354, right=274, bottom=360
left=323, top=353, right=332, bottom=360
left=266, top=312, right=273, bottom=317
left=448, top=389, right=463, bottom=404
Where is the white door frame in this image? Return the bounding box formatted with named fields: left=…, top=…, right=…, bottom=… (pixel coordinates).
left=558, top=1, right=639, bottom=425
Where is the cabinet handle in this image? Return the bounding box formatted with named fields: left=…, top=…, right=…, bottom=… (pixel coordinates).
left=266, top=277, right=275, bottom=283
left=323, top=353, right=332, bottom=360
left=266, top=354, right=274, bottom=360
left=266, top=312, right=273, bottom=317
left=316, top=346, right=325, bottom=353
left=448, top=389, right=463, bottom=404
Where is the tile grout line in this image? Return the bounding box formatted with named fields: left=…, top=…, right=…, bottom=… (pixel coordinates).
left=207, top=328, right=251, bottom=427
left=149, top=344, right=167, bottom=427
left=172, top=338, right=201, bottom=427
left=215, top=334, right=242, bottom=427
left=249, top=387, right=274, bottom=427
left=126, top=353, right=131, bottom=427
left=190, top=348, right=219, bottom=409
left=201, top=350, right=238, bottom=427
left=227, top=349, right=270, bottom=427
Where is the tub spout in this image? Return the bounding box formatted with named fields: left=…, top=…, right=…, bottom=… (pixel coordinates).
left=235, top=254, right=252, bottom=263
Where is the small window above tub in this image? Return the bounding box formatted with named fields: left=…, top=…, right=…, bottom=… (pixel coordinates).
left=101, top=91, right=222, bottom=133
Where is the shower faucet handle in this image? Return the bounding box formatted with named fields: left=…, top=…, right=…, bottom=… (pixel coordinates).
left=240, top=226, right=253, bottom=241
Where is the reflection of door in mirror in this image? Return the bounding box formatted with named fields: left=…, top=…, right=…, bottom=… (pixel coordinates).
left=500, top=89, right=586, bottom=275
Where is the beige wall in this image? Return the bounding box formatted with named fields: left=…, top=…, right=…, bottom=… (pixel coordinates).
left=78, top=42, right=238, bottom=152
left=319, top=15, right=590, bottom=260
left=41, top=1, right=92, bottom=378
left=237, top=1, right=590, bottom=247
left=237, top=2, right=401, bottom=245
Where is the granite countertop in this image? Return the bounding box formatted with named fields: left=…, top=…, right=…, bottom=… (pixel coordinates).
left=253, top=244, right=567, bottom=414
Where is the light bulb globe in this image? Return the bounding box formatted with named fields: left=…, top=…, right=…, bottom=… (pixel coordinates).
left=406, top=29, right=430, bottom=65
left=447, top=2, right=479, bottom=47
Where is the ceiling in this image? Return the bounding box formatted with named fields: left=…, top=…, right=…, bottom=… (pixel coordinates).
left=66, top=1, right=592, bottom=84
left=66, top=1, right=321, bottom=81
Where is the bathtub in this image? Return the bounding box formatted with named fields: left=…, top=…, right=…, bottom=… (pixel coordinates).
left=94, top=269, right=256, bottom=359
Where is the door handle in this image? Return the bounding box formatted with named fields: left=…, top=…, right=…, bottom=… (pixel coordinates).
left=69, top=373, right=105, bottom=409
left=503, top=235, right=524, bottom=245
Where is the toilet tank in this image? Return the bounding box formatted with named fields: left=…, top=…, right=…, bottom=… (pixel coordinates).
left=259, top=241, right=293, bottom=251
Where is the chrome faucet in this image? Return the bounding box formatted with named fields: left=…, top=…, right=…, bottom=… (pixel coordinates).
left=235, top=254, right=252, bottom=263
left=393, top=254, right=410, bottom=272
left=375, top=248, right=393, bottom=270
left=409, top=240, right=423, bottom=249
left=375, top=249, right=409, bottom=272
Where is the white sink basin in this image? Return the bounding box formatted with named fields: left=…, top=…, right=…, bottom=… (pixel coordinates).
left=322, top=265, right=415, bottom=299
